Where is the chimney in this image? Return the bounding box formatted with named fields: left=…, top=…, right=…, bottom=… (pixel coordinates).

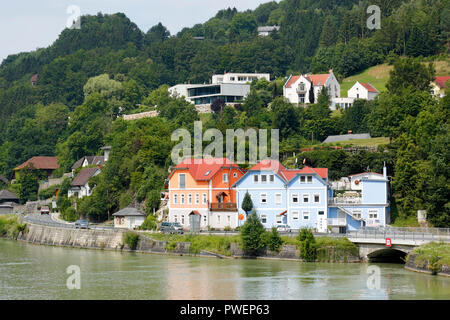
left=383, top=162, right=387, bottom=179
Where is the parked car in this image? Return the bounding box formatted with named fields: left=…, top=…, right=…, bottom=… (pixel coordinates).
left=74, top=219, right=89, bottom=229
left=40, top=206, right=50, bottom=215
left=276, top=224, right=292, bottom=232
left=160, top=222, right=184, bottom=234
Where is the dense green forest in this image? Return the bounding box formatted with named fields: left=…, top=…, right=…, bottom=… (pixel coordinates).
left=0, top=0, right=448, bottom=226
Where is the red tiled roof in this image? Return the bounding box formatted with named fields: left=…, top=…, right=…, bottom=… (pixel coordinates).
left=434, top=76, right=450, bottom=89
left=14, top=156, right=59, bottom=171
left=285, top=75, right=301, bottom=88
left=306, top=74, right=330, bottom=86
left=249, top=160, right=327, bottom=181
left=169, top=158, right=241, bottom=181
left=71, top=168, right=100, bottom=186
left=360, top=82, right=378, bottom=93
left=285, top=74, right=331, bottom=88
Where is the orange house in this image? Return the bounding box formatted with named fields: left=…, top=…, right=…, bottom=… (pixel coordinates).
left=167, top=158, right=245, bottom=230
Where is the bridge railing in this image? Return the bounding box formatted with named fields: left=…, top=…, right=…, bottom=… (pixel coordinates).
left=346, top=227, right=450, bottom=242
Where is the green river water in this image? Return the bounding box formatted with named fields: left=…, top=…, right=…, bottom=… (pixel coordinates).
left=0, top=239, right=449, bottom=300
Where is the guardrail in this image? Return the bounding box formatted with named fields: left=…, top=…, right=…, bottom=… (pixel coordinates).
left=347, top=227, right=450, bottom=242
left=23, top=214, right=114, bottom=231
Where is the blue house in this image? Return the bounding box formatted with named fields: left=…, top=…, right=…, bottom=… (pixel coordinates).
left=234, top=160, right=329, bottom=232
left=327, top=167, right=390, bottom=233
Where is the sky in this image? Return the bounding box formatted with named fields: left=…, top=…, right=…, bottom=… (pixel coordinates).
left=0, top=0, right=273, bottom=63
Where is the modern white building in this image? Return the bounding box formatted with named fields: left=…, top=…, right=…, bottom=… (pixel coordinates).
left=211, top=73, right=270, bottom=84
left=113, top=207, right=146, bottom=229
left=257, top=26, right=280, bottom=36
left=283, top=70, right=340, bottom=106
left=169, top=83, right=250, bottom=107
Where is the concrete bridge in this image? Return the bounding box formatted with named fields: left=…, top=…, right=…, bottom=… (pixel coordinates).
left=346, top=227, right=450, bottom=262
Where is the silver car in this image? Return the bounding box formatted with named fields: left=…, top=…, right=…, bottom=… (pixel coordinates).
left=276, top=224, right=291, bottom=232
left=74, top=219, right=89, bottom=229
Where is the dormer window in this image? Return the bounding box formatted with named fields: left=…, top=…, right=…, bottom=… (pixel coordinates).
left=204, top=170, right=211, bottom=176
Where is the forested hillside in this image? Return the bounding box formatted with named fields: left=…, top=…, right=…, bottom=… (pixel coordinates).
left=0, top=0, right=448, bottom=226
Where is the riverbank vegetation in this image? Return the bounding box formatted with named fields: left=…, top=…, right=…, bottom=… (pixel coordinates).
left=122, top=231, right=140, bottom=250
left=0, top=215, right=27, bottom=239
left=407, top=242, right=450, bottom=275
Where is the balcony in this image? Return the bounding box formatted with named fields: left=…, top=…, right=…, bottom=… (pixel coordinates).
left=328, top=218, right=346, bottom=226
left=210, top=202, right=238, bottom=212
left=328, top=197, right=362, bottom=205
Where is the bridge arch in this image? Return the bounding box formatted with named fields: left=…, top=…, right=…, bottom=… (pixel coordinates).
left=367, top=248, right=408, bottom=263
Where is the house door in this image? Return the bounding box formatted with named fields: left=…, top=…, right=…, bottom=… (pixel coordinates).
left=317, top=211, right=327, bottom=233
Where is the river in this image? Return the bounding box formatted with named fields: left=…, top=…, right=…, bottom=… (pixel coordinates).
left=0, top=239, right=449, bottom=300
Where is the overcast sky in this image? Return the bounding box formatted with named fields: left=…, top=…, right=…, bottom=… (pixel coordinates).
left=0, top=0, right=273, bottom=63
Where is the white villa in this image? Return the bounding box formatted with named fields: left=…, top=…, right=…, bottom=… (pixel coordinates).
left=283, top=70, right=340, bottom=106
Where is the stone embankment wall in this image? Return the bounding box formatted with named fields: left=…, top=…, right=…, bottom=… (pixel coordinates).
left=17, top=223, right=191, bottom=255
left=405, top=253, right=450, bottom=277
left=123, top=111, right=159, bottom=121
left=230, top=243, right=360, bottom=262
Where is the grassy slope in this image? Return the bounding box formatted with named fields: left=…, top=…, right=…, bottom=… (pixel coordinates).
left=340, top=59, right=450, bottom=96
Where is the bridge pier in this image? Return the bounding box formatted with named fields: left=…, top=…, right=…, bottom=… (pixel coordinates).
left=357, top=242, right=413, bottom=262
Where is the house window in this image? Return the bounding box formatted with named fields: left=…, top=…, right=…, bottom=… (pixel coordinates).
left=203, top=215, right=207, bottom=223
left=303, top=211, right=310, bottom=220
left=174, top=215, right=178, bottom=222
left=261, top=175, right=267, bottom=183
left=261, top=215, right=267, bottom=224
left=233, top=172, right=238, bottom=178
left=277, top=215, right=283, bottom=224
left=195, top=193, right=200, bottom=204
left=188, top=194, right=192, bottom=204
left=202, top=193, right=207, bottom=204
left=299, top=83, right=305, bottom=91
left=181, top=215, right=185, bottom=225
left=227, top=215, right=231, bottom=224
left=307, top=176, right=313, bottom=183
left=223, top=173, right=228, bottom=183
left=292, top=211, right=299, bottom=220
left=260, top=193, right=267, bottom=204
left=299, top=93, right=305, bottom=103
left=353, top=210, right=362, bottom=219
left=314, top=195, right=320, bottom=203
left=173, top=194, right=178, bottom=204
left=292, top=194, right=299, bottom=203
left=303, top=194, right=309, bottom=203
left=253, top=175, right=259, bottom=183
left=368, top=210, right=378, bottom=219
left=217, top=215, right=221, bottom=224
left=180, top=194, right=185, bottom=204
left=275, top=193, right=282, bottom=205
left=269, top=175, right=274, bottom=182
left=318, top=211, right=325, bottom=216
left=179, top=174, right=186, bottom=189
left=300, top=176, right=306, bottom=183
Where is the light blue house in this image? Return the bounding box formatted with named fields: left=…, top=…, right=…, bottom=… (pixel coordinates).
left=234, top=160, right=329, bottom=232
left=327, top=167, right=390, bottom=233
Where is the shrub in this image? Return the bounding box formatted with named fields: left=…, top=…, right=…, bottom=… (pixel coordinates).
left=240, top=211, right=266, bottom=256
left=61, top=206, right=78, bottom=222
left=123, top=231, right=140, bottom=250
left=166, top=240, right=178, bottom=252
left=297, top=228, right=317, bottom=262
left=224, top=226, right=232, bottom=232
left=264, top=227, right=283, bottom=252
left=141, top=214, right=157, bottom=230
